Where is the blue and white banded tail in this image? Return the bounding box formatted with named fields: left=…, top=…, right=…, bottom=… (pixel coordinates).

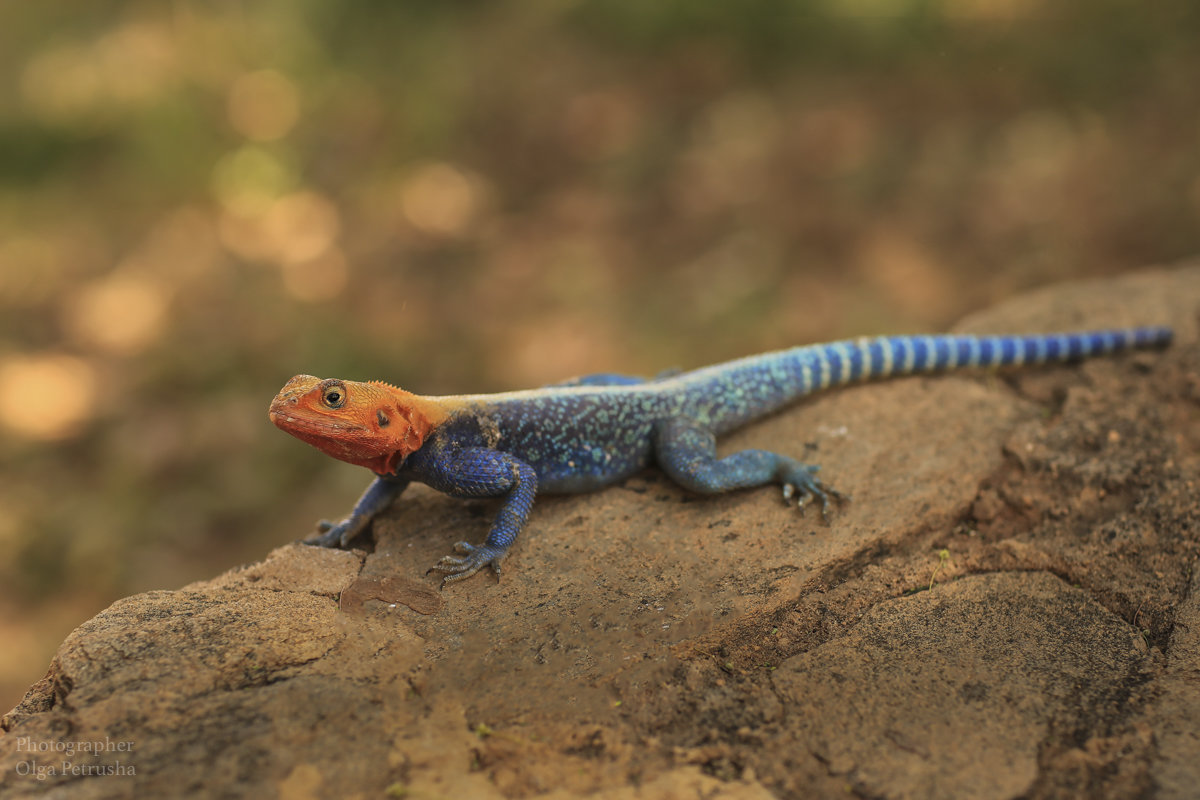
left=799, top=326, right=1173, bottom=386
left=681, top=326, right=1173, bottom=432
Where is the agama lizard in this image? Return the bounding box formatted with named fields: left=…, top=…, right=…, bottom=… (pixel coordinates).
left=269, top=327, right=1171, bottom=583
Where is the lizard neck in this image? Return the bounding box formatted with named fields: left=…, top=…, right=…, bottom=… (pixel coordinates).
left=372, top=383, right=451, bottom=474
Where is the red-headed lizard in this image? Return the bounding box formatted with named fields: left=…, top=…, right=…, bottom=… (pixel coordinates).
left=269, top=327, right=1172, bottom=583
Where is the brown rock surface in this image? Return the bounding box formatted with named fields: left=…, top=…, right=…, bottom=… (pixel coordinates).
left=2, top=267, right=1198, bottom=799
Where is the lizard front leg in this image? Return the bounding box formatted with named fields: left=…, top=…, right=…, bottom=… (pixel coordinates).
left=653, top=418, right=847, bottom=519
left=418, top=447, right=539, bottom=583
left=305, top=475, right=410, bottom=548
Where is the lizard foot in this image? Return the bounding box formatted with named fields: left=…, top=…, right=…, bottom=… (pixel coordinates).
left=304, top=519, right=361, bottom=549
left=428, top=541, right=506, bottom=585
left=780, top=465, right=849, bottom=522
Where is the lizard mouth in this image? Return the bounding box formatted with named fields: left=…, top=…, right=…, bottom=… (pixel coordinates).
left=268, top=393, right=370, bottom=438
left=269, top=407, right=367, bottom=438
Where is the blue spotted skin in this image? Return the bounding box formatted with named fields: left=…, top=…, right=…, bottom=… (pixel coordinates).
left=316, top=327, right=1172, bottom=582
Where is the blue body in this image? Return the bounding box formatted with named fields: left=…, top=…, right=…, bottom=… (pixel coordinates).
left=312, top=327, right=1173, bottom=582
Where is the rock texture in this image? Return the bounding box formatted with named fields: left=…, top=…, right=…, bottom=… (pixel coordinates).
left=3, top=267, right=1198, bottom=799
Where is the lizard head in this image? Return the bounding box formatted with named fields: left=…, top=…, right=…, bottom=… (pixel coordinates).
left=269, top=375, right=447, bottom=475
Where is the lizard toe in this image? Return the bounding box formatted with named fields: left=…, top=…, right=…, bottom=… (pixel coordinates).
left=305, top=520, right=349, bottom=548
left=429, top=542, right=506, bottom=584
left=780, top=465, right=847, bottom=522
left=304, top=517, right=369, bottom=549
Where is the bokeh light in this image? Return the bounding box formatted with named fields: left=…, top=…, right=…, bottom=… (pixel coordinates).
left=63, top=274, right=170, bottom=355
left=0, top=355, right=98, bottom=440
left=399, top=162, right=485, bottom=237
left=19, top=21, right=176, bottom=126
left=227, top=70, right=302, bottom=142
left=282, top=248, right=350, bottom=302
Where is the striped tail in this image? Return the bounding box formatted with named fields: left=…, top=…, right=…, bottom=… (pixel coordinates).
left=683, top=326, right=1172, bottom=433
left=803, top=326, right=1173, bottom=388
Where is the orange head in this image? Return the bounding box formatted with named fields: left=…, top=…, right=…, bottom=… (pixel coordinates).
left=268, top=375, right=447, bottom=475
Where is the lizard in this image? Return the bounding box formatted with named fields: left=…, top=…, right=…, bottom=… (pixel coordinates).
left=268, top=326, right=1172, bottom=584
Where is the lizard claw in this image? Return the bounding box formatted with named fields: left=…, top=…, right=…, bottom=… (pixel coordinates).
left=428, top=541, right=507, bottom=585
left=781, top=466, right=849, bottom=523
left=304, top=518, right=361, bottom=549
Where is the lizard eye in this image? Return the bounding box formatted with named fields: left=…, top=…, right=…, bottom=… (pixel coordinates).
left=376, top=409, right=390, bottom=427
left=322, top=384, right=346, bottom=409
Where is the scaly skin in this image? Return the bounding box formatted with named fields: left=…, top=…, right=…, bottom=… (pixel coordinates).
left=269, top=327, right=1172, bottom=584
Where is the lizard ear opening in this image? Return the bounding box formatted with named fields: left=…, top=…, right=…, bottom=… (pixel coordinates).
left=376, top=409, right=390, bottom=428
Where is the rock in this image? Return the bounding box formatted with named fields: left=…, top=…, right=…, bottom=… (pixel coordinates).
left=3, top=266, right=1198, bottom=799
left=772, top=571, right=1151, bottom=799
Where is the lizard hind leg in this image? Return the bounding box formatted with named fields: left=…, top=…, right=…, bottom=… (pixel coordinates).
left=653, top=418, right=847, bottom=520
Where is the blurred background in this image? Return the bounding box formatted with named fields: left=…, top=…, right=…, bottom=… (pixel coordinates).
left=2, top=0, right=1199, bottom=711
